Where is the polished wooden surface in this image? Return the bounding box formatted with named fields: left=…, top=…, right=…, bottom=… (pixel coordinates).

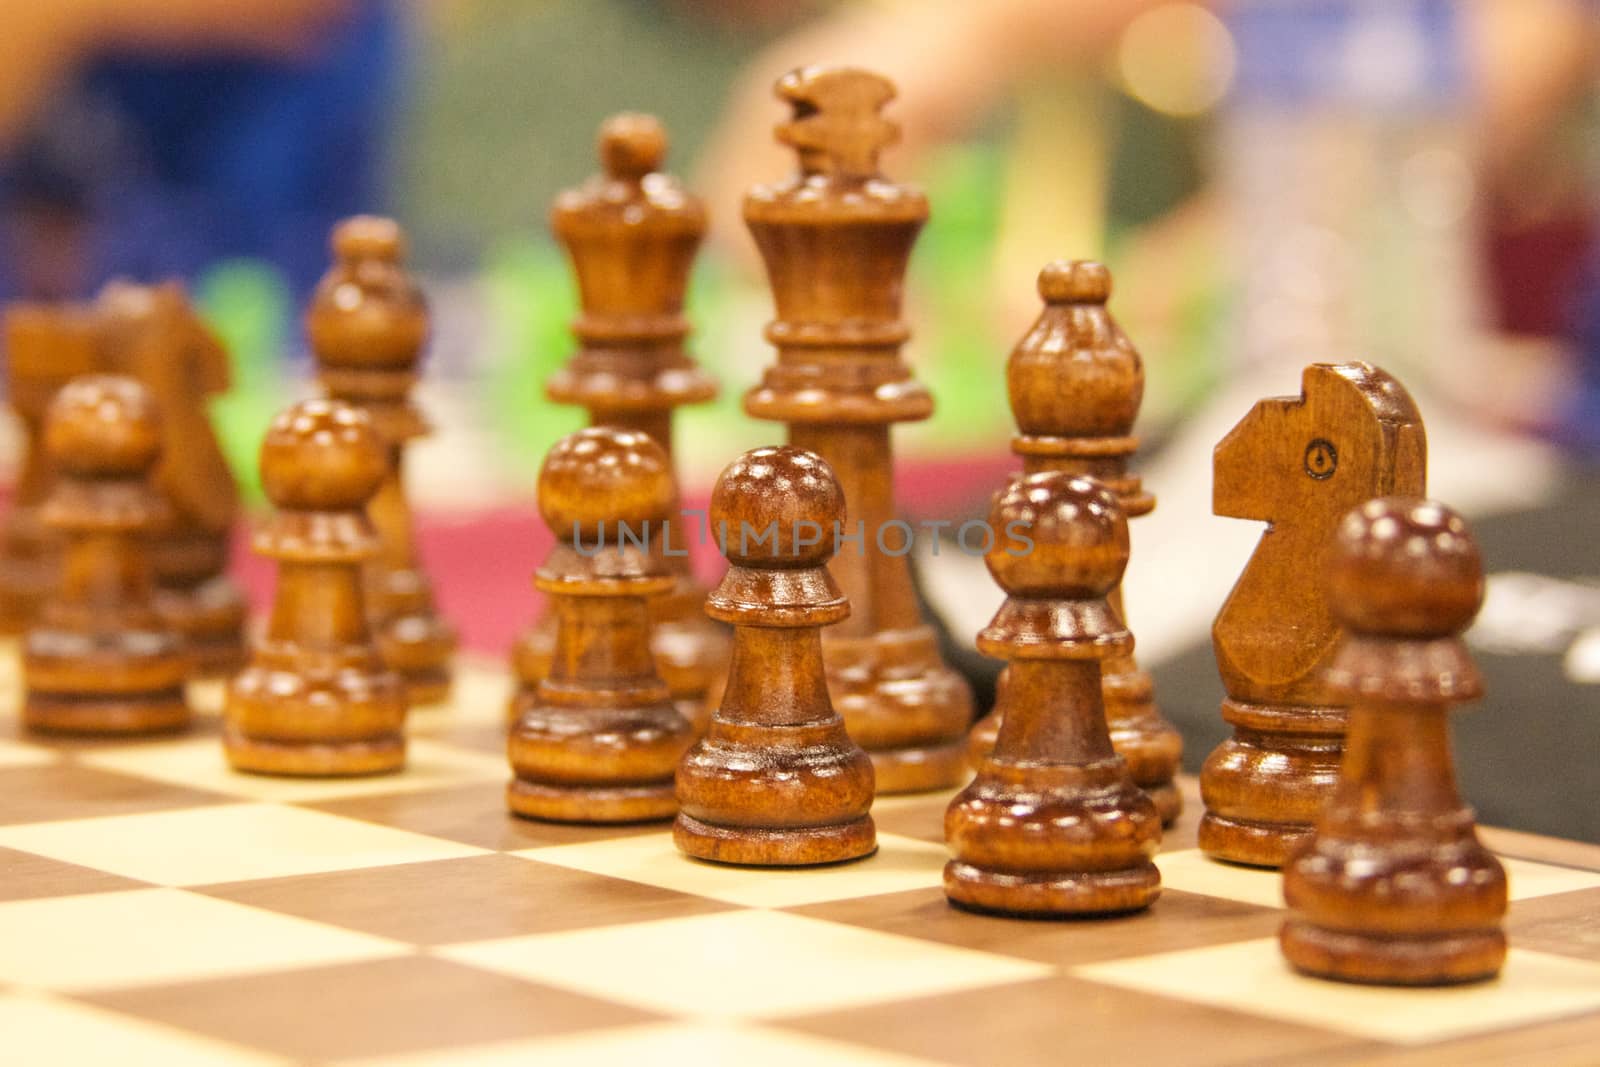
left=1200, top=363, right=1428, bottom=867
left=508, top=427, right=693, bottom=823
left=512, top=113, right=729, bottom=730
left=309, top=216, right=458, bottom=704
left=948, top=472, right=1161, bottom=915
left=1282, top=498, right=1507, bottom=985
left=22, top=375, right=190, bottom=734
left=674, top=445, right=877, bottom=865
left=225, top=399, right=408, bottom=776
left=966, top=261, right=1181, bottom=822
left=743, top=66, right=972, bottom=794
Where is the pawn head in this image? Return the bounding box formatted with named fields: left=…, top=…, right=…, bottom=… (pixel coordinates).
left=332, top=215, right=405, bottom=264
left=259, top=398, right=387, bottom=511
left=710, top=446, right=844, bottom=568
left=45, top=374, right=161, bottom=477
left=306, top=215, right=427, bottom=370
left=599, top=113, right=667, bottom=181
left=1037, top=259, right=1110, bottom=305
left=986, top=472, right=1128, bottom=600
left=1329, top=497, right=1483, bottom=638
left=539, top=427, right=675, bottom=541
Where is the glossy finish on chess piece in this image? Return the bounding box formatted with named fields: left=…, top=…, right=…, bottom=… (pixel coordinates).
left=966, top=262, right=1181, bottom=823
left=23, top=376, right=191, bottom=734
left=946, top=473, right=1160, bottom=915
left=1200, top=363, right=1426, bottom=867
left=512, top=114, right=728, bottom=730
left=225, top=400, right=408, bottom=776
left=309, top=216, right=457, bottom=704
left=508, top=427, right=694, bottom=823
left=743, top=67, right=972, bottom=793
left=0, top=307, right=100, bottom=633
left=1281, top=498, right=1505, bottom=985
left=98, top=281, right=247, bottom=676
left=675, top=446, right=876, bottom=866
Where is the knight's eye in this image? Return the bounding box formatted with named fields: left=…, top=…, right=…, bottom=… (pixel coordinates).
left=1304, top=439, right=1337, bottom=480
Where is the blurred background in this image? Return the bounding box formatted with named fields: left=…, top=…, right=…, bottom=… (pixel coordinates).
left=1, top=0, right=1597, bottom=839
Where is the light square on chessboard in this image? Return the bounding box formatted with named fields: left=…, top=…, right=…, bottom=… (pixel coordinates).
left=332, top=1021, right=951, bottom=1067
left=0, top=802, right=486, bottom=884
left=511, top=830, right=947, bottom=908
left=1505, top=887, right=1600, bottom=964
left=198, top=852, right=735, bottom=944
left=1073, top=940, right=1600, bottom=1044
left=1154, top=848, right=1600, bottom=909
left=0, top=736, right=54, bottom=767
left=76, top=736, right=505, bottom=803
left=0, top=991, right=293, bottom=1067
left=778, top=972, right=1364, bottom=1067
left=436, top=909, right=1052, bottom=1020
left=80, top=956, right=661, bottom=1063
left=0, top=887, right=405, bottom=992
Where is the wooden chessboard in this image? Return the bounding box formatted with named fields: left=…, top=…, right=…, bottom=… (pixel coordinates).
left=3, top=648, right=1600, bottom=1067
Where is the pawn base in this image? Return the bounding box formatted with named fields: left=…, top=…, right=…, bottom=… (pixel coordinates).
left=223, top=727, right=405, bottom=777
left=944, top=859, right=1160, bottom=917
left=507, top=777, right=676, bottom=824
left=1199, top=812, right=1313, bottom=869
left=673, top=812, right=877, bottom=867
left=1280, top=919, right=1506, bottom=986
left=24, top=690, right=189, bottom=736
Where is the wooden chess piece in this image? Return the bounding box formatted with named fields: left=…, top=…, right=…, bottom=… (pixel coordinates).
left=946, top=472, right=1161, bottom=915
left=966, top=261, right=1182, bottom=823
left=508, top=427, right=694, bottom=822
left=308, top=216, right=457, bottom=704
left=1200, top=363, right=1427, bottom=867
left=511, top=114, right=728, bottom=731
left=1281, top=498, right=1506, bottom=985
left=225, top=398, right=408, bottom=776
left=674, top=445, right=877, bottom=866
left=742, top=66, right=972, bottom=793
left=97, top=281, right=248, bottom=676
left=0, top=305, right=100, bottom=633
left=23, top=375, right=191, bottom=734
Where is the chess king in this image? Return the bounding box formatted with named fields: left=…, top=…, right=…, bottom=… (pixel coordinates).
left=1200, top=363, right=1427, bottom=867
left=742, top=66, right=973, bottom=793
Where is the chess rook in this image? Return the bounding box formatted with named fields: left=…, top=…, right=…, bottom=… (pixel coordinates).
left=946, top=472, right=1161, bottom=916
left=508, top=427, right=694, bottom=823
left=309, top=216, right=458, bottom=704
left=966, top=261, right=1182, bottom=823
left=23, top=375, right=190, bottom=734
left=674, top=446, right=877, bottom=866
left=98, top=281, right=248, bottom=676
left=742, top=66, right=972, bottom=793
left=1281, top=498, right=1506, bottom=985
left=1200, top=364, right=1426, bottom=867
left=512, top=113, right=728, bottom=731
left=225, top=399, right=408, bottom=776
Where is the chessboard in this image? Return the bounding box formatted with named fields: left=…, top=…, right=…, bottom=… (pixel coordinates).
left=2, top=647, right=1599, bottom=1067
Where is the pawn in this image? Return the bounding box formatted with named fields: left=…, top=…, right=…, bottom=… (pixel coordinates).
left=945, top=472, right=1161, bottom=916
left=508, top=427, right=694, bottom=822
left=225, top=399, right=408, bottom=776
left=1281, top=498, right=1506, bottom=985
left=674, top=446, right=876, bottom=866
left=23, top=376, right=190, bottom=734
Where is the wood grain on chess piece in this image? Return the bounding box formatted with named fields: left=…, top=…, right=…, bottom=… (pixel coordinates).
left=675, top=446, right=877, bottom=865
left=743, top=66, right=972, bottom=793
left=966, top=261, right=1181, bottom=823
left=512, top=114, right=728, bottom=732
left=98, top=281, right=247, bottom=676
left=508, top=427, right=694, bottom=823
left=23, top=375, right=191, bottom=734
left=1200, top=363, right=1426, bottom=867
left=1281, top=498, right=1506, bottom=985
left=309, top=216, right=457, bottom=704
left=0, top=306, right=100, bottom=633
left=225, top=399, right=408, bottom=776
left=947, top=472, right=1161, bottom=916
